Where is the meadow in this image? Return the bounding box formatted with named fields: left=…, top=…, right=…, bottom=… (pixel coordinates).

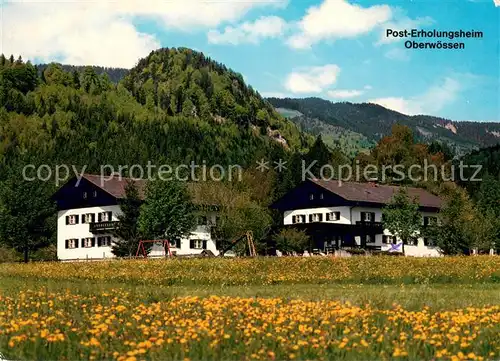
left=1, top=256, right=499, bottom=361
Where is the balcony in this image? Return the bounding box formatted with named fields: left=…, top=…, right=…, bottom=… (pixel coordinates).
left=355, top=221, right=384, bottom=227
left=89, top=221, right=119, bottom=234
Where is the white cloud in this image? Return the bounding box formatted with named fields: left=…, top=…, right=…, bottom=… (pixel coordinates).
left=494, top=0, right=500, bottom=6
left=369, top=77, right=462, bottom=115
left=1, top=0, right=285, bottom=67
left=327, top=85, right=372, bottom=99
left=287, top=0, right=392, bottom=49
left=327, top=89, right=364, bottom=99
left=285, top=64, right=340, bottom=93
left=369, top=97, right=418, bottom=114
left=207, top=16, right=287, bottom=45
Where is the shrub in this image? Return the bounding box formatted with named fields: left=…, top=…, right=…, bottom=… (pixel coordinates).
left=0, top=246, right=20, bottom=263
left=272, top=228, right=310, bottom=255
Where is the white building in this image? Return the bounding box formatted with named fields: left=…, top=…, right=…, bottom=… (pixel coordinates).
left=271, top=178, right=443, bottom=257
left=52, top=174, right=219, bottom=261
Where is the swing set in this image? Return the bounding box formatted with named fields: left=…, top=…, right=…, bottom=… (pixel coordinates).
left=135, top=240, right=173, bottom=258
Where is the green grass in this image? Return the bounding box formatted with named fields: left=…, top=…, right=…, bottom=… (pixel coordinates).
left=1, top=256, right=499, bottom=286
left=2, top=276, right=500, bottom=311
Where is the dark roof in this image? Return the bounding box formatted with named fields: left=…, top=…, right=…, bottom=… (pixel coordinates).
left=80, top=174, right=218, bottom=207
left=310, top=178, right=443, bottom=209
left=82, top=174, right=147, bottom=199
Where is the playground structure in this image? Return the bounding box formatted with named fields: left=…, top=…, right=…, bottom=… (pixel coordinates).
left=135, top=231, right=257, bottom=258
left=219, top=231, right=256, bottom=257
left=135, top=239, right=173, bottom=258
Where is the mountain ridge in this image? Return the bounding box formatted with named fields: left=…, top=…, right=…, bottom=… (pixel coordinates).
left=267, top=97, right=500, bottom=156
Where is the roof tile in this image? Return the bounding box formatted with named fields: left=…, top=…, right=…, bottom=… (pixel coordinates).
left=310, top=178, right=443, bottom=209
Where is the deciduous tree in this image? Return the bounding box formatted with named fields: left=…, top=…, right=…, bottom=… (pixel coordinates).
left=382, top=187, right=422, bottom=253
left=272, top=228, right=310, bottom=255
left=138, top=179, right=196, bottom=244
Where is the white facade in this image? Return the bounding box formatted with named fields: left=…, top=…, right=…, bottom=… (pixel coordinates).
left=149, top=213, right=219, bottom=257
left=57, top=205, right=121, bottom=261
left=283, top=206, right=442, bottom=257
left=57, top=206, right=218, bottom=261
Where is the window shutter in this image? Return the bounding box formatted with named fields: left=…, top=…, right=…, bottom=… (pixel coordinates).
left=91, top=238, right=96, bottom=247
left=371, top=212, right=375, bottom=221
left=91, top=214, right=95, bottom=223
left=318, top=214, right=323, bottom=222
left=65, top=239, right=69, bottom=248
left=98, top=213, right=102, bottom=222
left=190, top=239, right=195, bottom=249
left=97, top=237, right=101, bottom=247
left=81, top=239, right=85, bottom=248
left=361, top=212, right=365, bottom=221
left=75, top=216, right=79, bottom=224
left=202, top=240, right=207, bottom=250
left=309, top=214, right=313, bottom=222
left=107, top=211, right=112, bottom=221
left=81, top=214, right=85, bottom=224
left=335, top=212, right=340, bottom=220
left=65, top=216, right=70, bottom=225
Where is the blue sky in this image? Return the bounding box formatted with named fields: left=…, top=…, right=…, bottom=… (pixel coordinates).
left=2, top=0, right=499, bottom=121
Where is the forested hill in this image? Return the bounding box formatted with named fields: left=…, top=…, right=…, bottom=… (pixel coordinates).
left=36, top=63, right=128, bottom=83
left=457, top=144, right=500, bottom=200
left=120, top=47, right=306, bottom=149
left=268, top=97, right=500, bottom=155
left=0, top=49, right=309, bottom=175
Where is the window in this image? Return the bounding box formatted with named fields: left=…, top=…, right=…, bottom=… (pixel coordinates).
left=83, top=192, right=87, bottom=199
left=98, top=211, right=113, bottom=222
left=326, top=211, right=340, bottom=221
left=424, top=216, right=438, bottom=226
left=361, top=212, right=375, bottom=222
left=81, top=213, right=95, bottom=224
left=382, top=235, right=397, bottom=244
left=66, top=215, right=79, bottom=225
left=361, top=234, right=375, bottom=244
left=92, top=191, right=97, bottom=197
left=169, top=238, right=180, bottom=248
left=320, top=193, right=324, bottom=199
left=423, top=238, right=436, bottom=247
left=309, top=194, right=314, bottom=200
left=190, top=239, right=206, bottom=249
left=324, top=236, right=342, bottom=251
left=65, top=239, right=78, bottom=249
left=292, top=215, right=305, bottom=224
left=309, top=213, right=323, bottom=223
left=404, top=237, right=418, bottom=246
left=97, top=236, right=111, bottom=247
left=82, top=238, right=95, bottom=248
